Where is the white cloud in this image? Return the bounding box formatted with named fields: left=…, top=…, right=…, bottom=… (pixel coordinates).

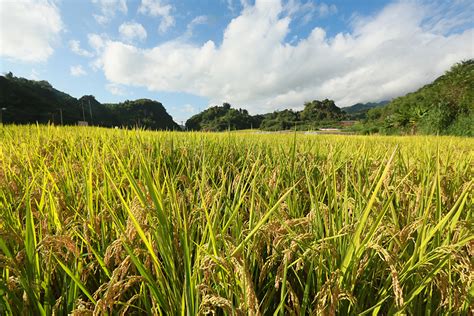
left=0, top=0, right=63, bottom=63
left=284, top=0, right=336, bottom=24
left=174, top=104, right=197, bottom=123
left=96, top=0, right=474, bottom=113
left=225, top=0, right=236, bottom=13
left=87, top=34, right=109, bottom=70
left=88, top=33, right=107, bottom=52
left=106, top=83, right=126, bottom=95
left=92, top=0, right=127, bottom=24
left=183, top=104, right=196, bottom=113
left=70, top=65, right=87, bottom=76
left=419, top=0, right=474, bottom=35
left=189, top=15, right=208, bottom=29
left=69, top=40, right=94, bottom=57
left=317, top=3, right=337, bottom=17
left=29, top=69, right=39, bottom=80
left=138, top=0, right=175, bottom=33
left=119, top=22, right=147, bottom=42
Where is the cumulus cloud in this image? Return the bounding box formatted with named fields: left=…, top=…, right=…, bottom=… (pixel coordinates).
left=69, top=40, right=94, bottom=57
left=183, top=16, right=208, bottom=38
left=285, top=0, right=337, bottom=24
left=0, top=0, right=63, bottom=63
left=106, top=83, right=126, bottom=95
left=92, top=0, right=127, bottom=24
left=88, top=33, right=107, bottom=52
left=87, top=33, right=109, bottom=70
left=138, top=0, right=175, bottom=33
left=95, top=0, right=474, bottom=113
left=119, top=22, right=147, bottom=42
left=70, top=65, right=87, bottom=76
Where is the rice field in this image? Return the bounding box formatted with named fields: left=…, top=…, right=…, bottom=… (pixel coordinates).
left=0, top=125, right=472, bottom=315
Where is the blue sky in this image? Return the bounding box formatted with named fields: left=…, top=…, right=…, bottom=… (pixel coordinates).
left=1, top=0, right=473, bottom=123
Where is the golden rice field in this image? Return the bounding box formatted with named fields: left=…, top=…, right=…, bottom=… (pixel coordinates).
left=0, top=125, right=472, bottom=315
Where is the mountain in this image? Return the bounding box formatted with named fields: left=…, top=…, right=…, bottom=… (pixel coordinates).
left=0, top=73, right=82, bottom=124
left=363, top=60, right=473, bottom=136
left=104, top=99, right=180, bottom=130
left=343, top=101, right=389, bottom=119
left=185, top=103, right=262, bottom=131
left=259, top=99, right=346, bottom=131
left=0, top=73, right=180, bottom=130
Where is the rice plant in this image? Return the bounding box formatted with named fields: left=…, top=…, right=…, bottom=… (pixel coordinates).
left=0, top=125, right=472, bottom=315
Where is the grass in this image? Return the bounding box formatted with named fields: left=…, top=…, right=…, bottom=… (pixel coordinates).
left=0, top=124, right=472, bottom=315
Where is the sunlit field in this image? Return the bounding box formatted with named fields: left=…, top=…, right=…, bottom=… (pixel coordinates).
left=0, top=125, right=472, bottom=315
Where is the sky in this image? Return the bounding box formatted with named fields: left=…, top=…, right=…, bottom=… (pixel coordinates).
left=0, top=0, right=473, bottom=123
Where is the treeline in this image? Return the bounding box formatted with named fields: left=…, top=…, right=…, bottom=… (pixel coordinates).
left=0, top=73, right=179, bottom=130
left=185, top=103, right=263, bottom=131
left=260, top=99, right=346, bottom=131
left=185, top=99, right=352, bottom=131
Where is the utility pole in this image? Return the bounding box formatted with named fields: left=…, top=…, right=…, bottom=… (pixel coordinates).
left=59, top=108, right=63, bottom=125
left=88, top=99, right=93, bottom=125
left=0, top=108, right=6, bottom=125
left=81, top=101, right=86, bottom=121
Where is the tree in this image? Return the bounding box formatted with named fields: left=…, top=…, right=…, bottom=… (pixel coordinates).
left=185, top=103, right=256, bottom=131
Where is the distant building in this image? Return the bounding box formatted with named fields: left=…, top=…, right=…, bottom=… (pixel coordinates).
left=77, top=121, right=88, bottom=126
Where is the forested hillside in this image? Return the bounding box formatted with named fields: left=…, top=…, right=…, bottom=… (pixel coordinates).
left=186, top=61, right=473, bottom=135
left=186, top=99, right=347, bottom=131
left=362, top=60, right=473, bottom=136
left=343, top=101, right=389, bottom=120
left=0, top=73, right=82, bottom=124
left=185, top=103, right=262, bottom=131
left=0, top=73, right=179, bottom=130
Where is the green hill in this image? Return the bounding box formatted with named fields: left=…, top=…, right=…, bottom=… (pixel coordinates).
left=363, top=60, right=473, bottom=136
left=343, top=101, right=389, bottom=120
left=104, top=99, right=179, bottom=130
left=186, top=99, right=347, bottom=131
left=0, top=73, right=82, bottom=124
left=0, top=73, right=180, bottom=130
left=185, top=103, right=262, bottom=131
left=259, top=99, right=346, bottom=131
